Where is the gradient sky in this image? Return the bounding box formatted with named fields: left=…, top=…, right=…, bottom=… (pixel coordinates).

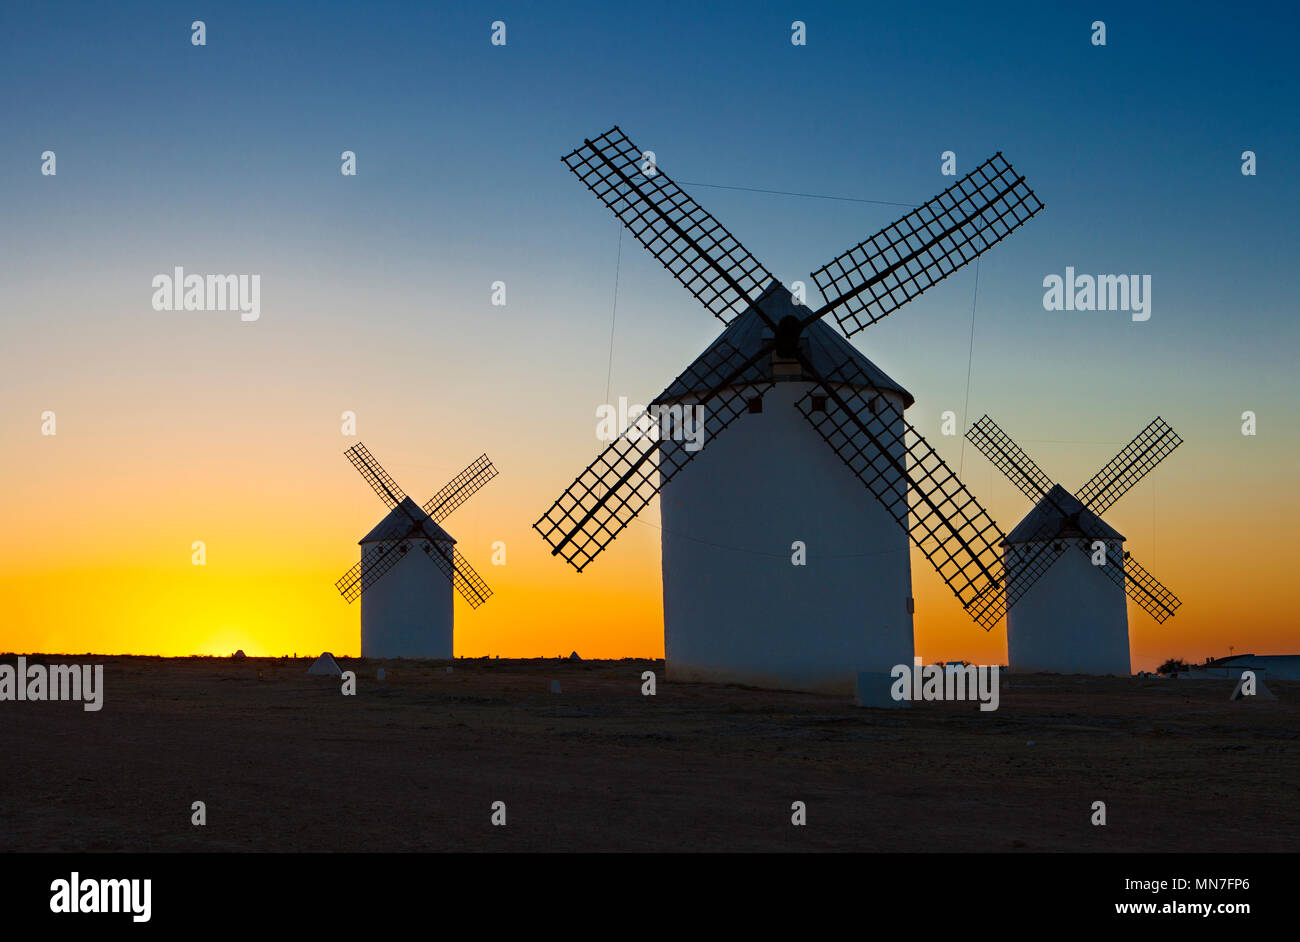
left=1, top=1, right=1296, bottom=670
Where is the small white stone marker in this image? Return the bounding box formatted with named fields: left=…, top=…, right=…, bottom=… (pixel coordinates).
left=446, top=666, right=453, bottom=674
left=550, top=680, right=561, bottom=694
left=377, top=668, right=386, bottom=681
left=1230, top=674, right=1277, bottom=701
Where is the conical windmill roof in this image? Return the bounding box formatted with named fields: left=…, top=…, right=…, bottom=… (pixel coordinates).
left=1004, top=484, right=1125, bottom=545
left=359, top=497, right=456, bottom=545
left=659, top=285, right=914, bottom=405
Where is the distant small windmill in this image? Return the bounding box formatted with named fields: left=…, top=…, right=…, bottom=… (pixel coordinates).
left=535, top=126, right=1044, bottom=692
left=965, top=415, right=1183, bottom=675
left=336, top=443, right=497, bottom=659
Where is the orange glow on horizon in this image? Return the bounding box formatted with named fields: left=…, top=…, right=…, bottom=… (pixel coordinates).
left=1, top=330, right=1294, bottom=673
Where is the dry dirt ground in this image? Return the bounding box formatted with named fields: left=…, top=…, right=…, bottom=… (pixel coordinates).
left=3, top=655, right=1297, bottom=852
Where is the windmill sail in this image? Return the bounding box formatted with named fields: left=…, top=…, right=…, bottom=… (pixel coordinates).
left=811, top=153, right=1044, bottom=338
left=540, top=127, right=1045, bottom=643
left=1074, top=417, right=1182, bottom=515
left=1113, top=552, right=1181, bottom=622
left=793, top=357, right=1008, bottom=628
left=965, top=416, right=1181, bottom=622
left=563, top=126, right=774, bottom=326
left=345, top=442, right=407, bottom=508
left=337, top=443, right=496, bottom=606
left=535, top=340, right=773, bottom=572
left=424, top=454, right=499, bottom=522
left=965, top=414, right=1054, bottom=502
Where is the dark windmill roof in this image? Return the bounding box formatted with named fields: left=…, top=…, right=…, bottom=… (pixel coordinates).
left=1004, top=484, right=1125, bottom=545
left=359, top=497, right=456, bottom=545
left=658, top=283, right=914, bottom=406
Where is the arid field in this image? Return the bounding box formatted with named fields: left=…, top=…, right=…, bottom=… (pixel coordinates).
left=3, top=655, right=1296, bottom=852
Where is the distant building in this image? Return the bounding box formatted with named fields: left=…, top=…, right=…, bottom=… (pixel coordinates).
left=1205, top=654, right=1300, bottom=681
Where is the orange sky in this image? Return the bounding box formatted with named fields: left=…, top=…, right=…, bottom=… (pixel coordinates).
left=2, top=396, right=1294, bottom=672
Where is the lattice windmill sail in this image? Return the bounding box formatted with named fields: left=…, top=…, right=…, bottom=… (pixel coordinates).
left=535, top=126, right=1043, bottom=693
left=965, top=415, right=1182, bottom=676
left=337, top=443, right=497, bottom=659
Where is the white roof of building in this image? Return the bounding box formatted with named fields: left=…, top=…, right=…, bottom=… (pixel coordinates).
left=1214, top=654, right=1300, bottom=680
left=1217, top=653, right=1300, bottom=664
left=360, top=497, right=456, bottom=545
left=1004, top=484, right=1125, bottom=544
left=658, top=283, right=914, bottom=405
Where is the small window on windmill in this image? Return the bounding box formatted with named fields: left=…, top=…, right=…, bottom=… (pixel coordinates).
left=811, top=395, right=827, bottom=413
left=869, top=395, right=881, bottom=415
left=747, top=396, right=764, bottom=414
left=1052, top=542, right=1063, bottom=552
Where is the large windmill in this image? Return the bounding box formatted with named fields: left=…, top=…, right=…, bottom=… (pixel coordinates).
left=965, top=415, right=1182, bottom=675
left=535, top=126, right=1043, bottom=692
left=336, top=443, right=496, bottom=659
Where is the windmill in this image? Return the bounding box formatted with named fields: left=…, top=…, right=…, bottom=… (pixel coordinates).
left=964, top=415, right=1182, bottom=675
left=336, top=443, right=497, bottom=659
left=535, top=126, right=1043, bottom=693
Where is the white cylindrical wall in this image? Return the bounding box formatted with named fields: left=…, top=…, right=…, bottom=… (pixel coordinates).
left=360, top=541, right=454, bottom=659
left=658, top=382, right=914, bottom=694
left=1005, top=539, right=1130, bottom=675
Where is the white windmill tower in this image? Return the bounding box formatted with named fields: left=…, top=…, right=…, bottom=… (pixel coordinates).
left=535, top=127, right=1044, bottom=693
left=336, top=444, right=497, bottom=659
left=965, top=415, right=1183, bottom=675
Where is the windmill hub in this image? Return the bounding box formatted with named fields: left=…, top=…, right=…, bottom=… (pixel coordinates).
left=773, top=314, right=803, bottom=358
